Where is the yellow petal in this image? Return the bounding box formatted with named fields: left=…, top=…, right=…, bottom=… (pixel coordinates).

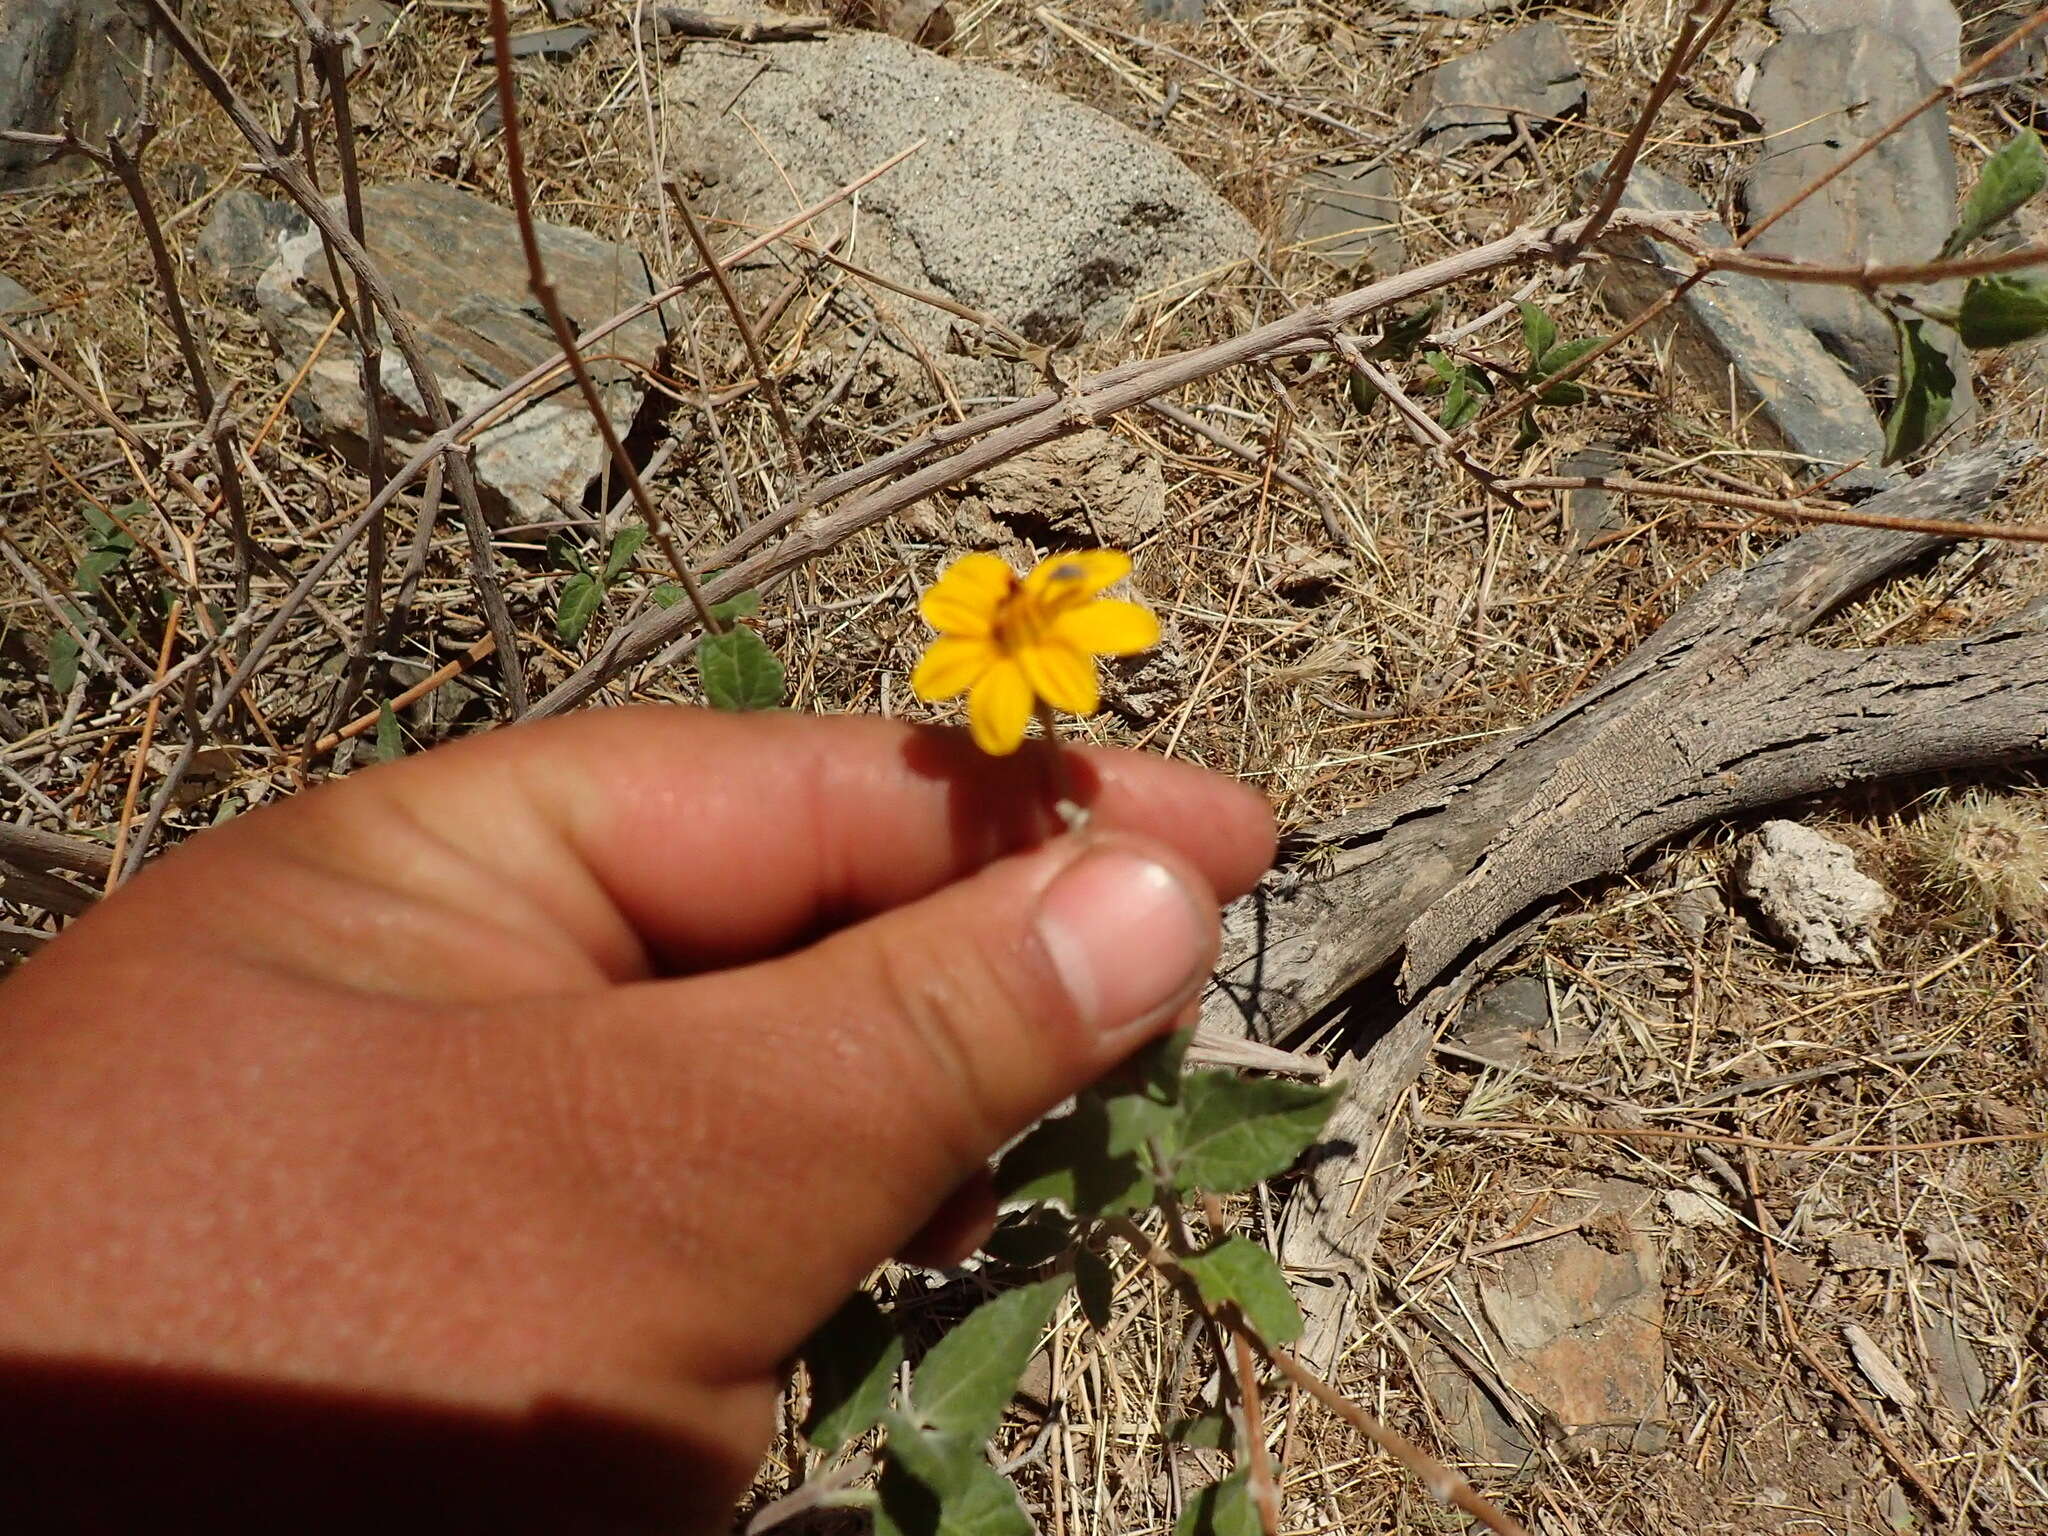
left=919, top=553, right=1015, bottom=637
left=1023, top=549, right=1132, bottom=606
left=1052, top=598, right=1160, bottom=657
left=1019, top=639, right=1099, bottom=716
left=911, top=636, right=995, bottom=702
left=968, top=659, right=1033, bottom=756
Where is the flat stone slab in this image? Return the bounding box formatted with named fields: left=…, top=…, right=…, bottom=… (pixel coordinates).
left=1290, top=159, right=1404, bottom=274
left=1771, top=0, right=1962, bottom=81
left=1587, top=164, right=1892, bottom=492
left=661, top=29, right=1257, bottom=346
left=1404, top=20, right=1586, bottom=153
left=1744, top=28, right=1960, bottom=384
left=251, top=181, right=663, bottom=526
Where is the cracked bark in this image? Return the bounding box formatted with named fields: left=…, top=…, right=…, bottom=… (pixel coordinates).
left=1190, top=442, right=2047, bottom=1359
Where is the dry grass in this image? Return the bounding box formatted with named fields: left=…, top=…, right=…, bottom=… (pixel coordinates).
left=3, top=1, right=2045, bottom=1531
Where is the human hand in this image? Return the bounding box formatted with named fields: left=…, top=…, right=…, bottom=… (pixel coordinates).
left=0, top=708, right=1272, bottom=1530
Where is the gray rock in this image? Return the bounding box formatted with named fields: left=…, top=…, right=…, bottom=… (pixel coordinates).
left=501, top=24, right=596, bottom=60
left=661, top=29, right=1257, bottom=347
left=1558, top=443, right=1625, bottom=546
left=1418, top=1179, right=1669, bottom=1463
left=254, top=181, right=662, bottom=526
left=1405, top=20, right=1585, bottom=154
left=1291, top=159, right=1404, bottom=275
left=1960, top=0, right=2048, bottom=76
left=1771, top=0, right=1963, bottom=81
left=197, top=187, right=312, bottom=300
left=0, top=271, right=54, bottom=392
left=1142, top=0, right=1205, bottom=18
left=1397, top=0, right=1520, bottom=15
left=1744, top=29, right=1960, bottom=384
left=1733, top=820, right=1893, bottom=967
left=0, top=0, right=145, bottom=187
left=1585, top=163, right=1892, bottom=492
left=541, top=0, right=596, bottom=18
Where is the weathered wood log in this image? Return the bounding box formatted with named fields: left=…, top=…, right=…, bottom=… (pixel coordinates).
left=1190, top=442, right=2046, bottom=1358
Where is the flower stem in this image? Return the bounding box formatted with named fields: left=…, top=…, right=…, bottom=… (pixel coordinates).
left=1034, top=702, right=1089, bottom=832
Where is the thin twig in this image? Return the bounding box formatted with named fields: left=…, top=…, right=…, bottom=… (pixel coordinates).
left=142, top=0, right=529, bottom=716
left=1108, top=1216, right=1528, bottom=1536
left=1741, top=1150, right=1951, bottom=1521
left=663, top=178, right=805, bottom=483
left=1422, top=1117, right=2048, bottom=1155
left=1499, top=473, right=2048, bottom=541
left=1198, top=1193, right=1280, bottom=1536
left=487, top=0, right=725, bottom=642
left=105, top=599, right=183, bottom=893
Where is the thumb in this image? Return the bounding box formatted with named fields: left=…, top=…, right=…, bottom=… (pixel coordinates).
left=606, top=830, right=1217, bottom=1328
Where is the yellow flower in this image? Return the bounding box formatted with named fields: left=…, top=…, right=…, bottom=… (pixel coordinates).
left=910, top=549, right=1161, bottom=755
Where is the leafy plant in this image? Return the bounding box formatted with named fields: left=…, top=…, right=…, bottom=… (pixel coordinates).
left=1407, top=302, right=1607, bottom=448
left=550, top=522, right=651, bottom=645
left=796, top=1030, right=1342, bottom=1536
left=46, top=504, right=142, bottom=690
left=1884, top=130, right=2048, bottom=461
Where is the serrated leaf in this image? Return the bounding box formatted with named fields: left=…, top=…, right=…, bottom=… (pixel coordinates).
left=1944, top=131, right=2047, bottom=258
left=1179, top=1236, right=1304, bottom=1345
left=1165, top=1412, right=1236, bottom=1452
left=47, top=626, right=80, bottom=693
left=1074, top=1247, right=1113, bottom=1331
left=1958, top=273, right=2048, bottom=348
left=651, top=581, right=682, bottom=608
left=1169, top=1072, right=1340, bottom=1196
left=979, top=1209, right=1076, bottom=1269
left=802, top=1291, right=904, bottom=1454
left=876, top=1415, right=1034, bottom=1536
left=1883, top=317, right=1958, bottom=463
left=911, top=1277, right=1069, bottom=1442
left=698, top=625, right=785, bottom=711
left=602, top=522, right=650, bottom=585
left=555, top=571, right=603, bottom=644
left=994, top=1092, right=1175, bottom=1216
left=372, top=700, right=404, bottom=763
left=1518, top=301, right=1558, bottom=364
left=1173, top=1471, right=1260, bottom=1536
left=710, top=587, right=762, bottom=622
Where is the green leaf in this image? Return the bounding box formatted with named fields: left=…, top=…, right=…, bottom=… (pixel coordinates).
left=1512, top=406, right=1543, bottom=454
left=1424, top=350, right=1492, bottom=431
left=875, top=1415, right=1034, bottom=1536
left=555, top=571, right=604, bottom=644
left=1096, top=1024, right=1193, bottom=1106
left=709, top=587, right=762, bottom=622
left=602, top=522, right=651, bottom=585
left=1346, top=369, right=1382, bottom=415
left=1533, top=336, right=1606, bottom=403
left=372, top=700, right=404, bottom=763
left=698, top=626, right=785, bottom=711
left=651, top=582, right=682, bottom=608
left=1883, top=318, right=1958, bottom=464
left=1165, top=1412, right=1235, bottom=1452
left=994, top=1091, right=1175, bottom=1216
left=911, top=1277, right=1070, bottom=1443
left=1179, top=1236, right=1304, bottom=1345
left=1173, top=1471, right=1260, bottom=1536
left=73, top=511, right=136, bottom=595
left=545, top=531, right=586, bottom=576
left=1364, top=300, right=1441, bottom=361
left=1169, top=1072, right=1340, bottom=1196
left=802, top=1291, right=904, bottom=1454
left=1957, top=273, right=2048, bottom=348
left=1518, top=302, right=1558, bottom=365
left=47, top=625, right=80, bottom=693
left=1944, top=131, right=2048, bottom=258
left=1074, top=1247, right=1113, bottom=1331
left=978, top=1209, right=1076, bottom=1269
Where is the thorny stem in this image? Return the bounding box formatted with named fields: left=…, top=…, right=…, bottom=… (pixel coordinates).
left=485, top=0, right=726, bottom=641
